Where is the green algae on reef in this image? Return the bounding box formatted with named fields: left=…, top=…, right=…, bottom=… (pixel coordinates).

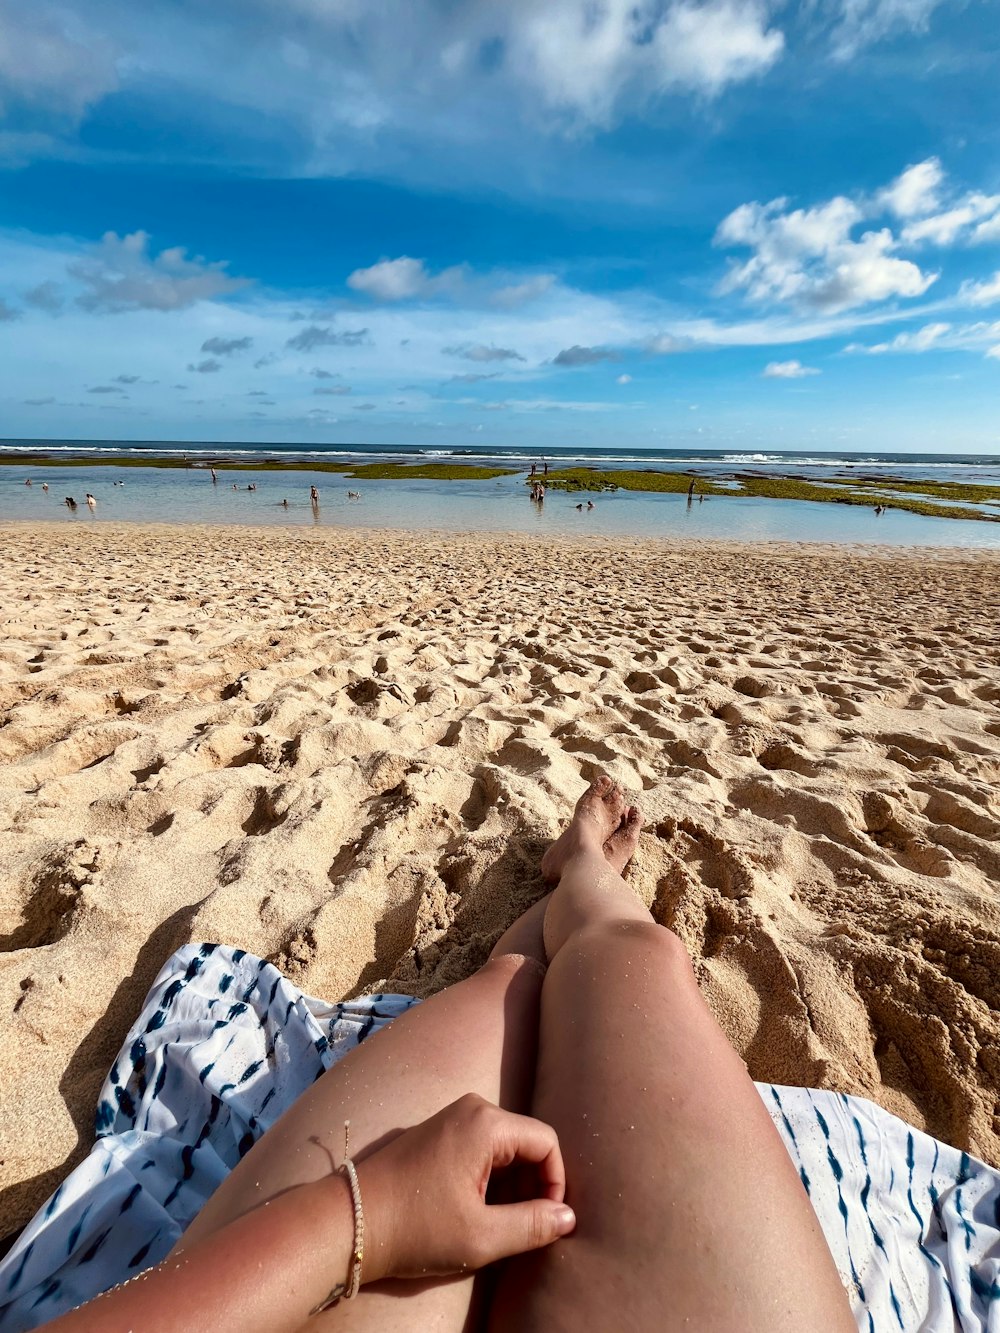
left=541, top=468, right=729, bottom=494
left=542, top=467, right=999, bottom=522
left=0, top=453, right=512, bottom=481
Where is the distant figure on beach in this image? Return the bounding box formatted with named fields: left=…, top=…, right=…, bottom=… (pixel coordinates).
left=281, top=498, right=289, bottom=508
left=211, top=468, right=217, bottom=483
left=86, top=493, right=96, bottom=510
left=530, top=463, right=537, bottom=477
left=347, top=490, right=361, bottom=499
left=543, top=461, right=548, bottom=477
left=247, top=484, right=256, bottom=492
left=575, top=502, right=584, bottom=511
left=41, top=483, right=49, bottom=492
left=310, top=485, right=319, bottom=503
left=232, top=483, right=238, bottom=491
left=874, top=504, right=885, bottom=516
left=24, top=478, right=32, bottom=486
left=64, top=497, right=77, bottom=511
left=587, top=500, right=595, bottom=510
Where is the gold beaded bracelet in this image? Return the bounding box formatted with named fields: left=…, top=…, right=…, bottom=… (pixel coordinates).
left=310, top=1121, right=365, bottom=1315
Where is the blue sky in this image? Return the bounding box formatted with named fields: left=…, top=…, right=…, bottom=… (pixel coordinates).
left=1, top=0, right=999, bottom=452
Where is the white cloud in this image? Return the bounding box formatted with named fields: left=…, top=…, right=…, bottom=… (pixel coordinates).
left=444, top=1, right=784, bottom=129
left=986, top=345, right=1000, bottom=361
left=879, top=158, right=943, bottom=219
left=70, top=231, right=248, bottom=313
left=616, top=373, right=632, bottom=384
left=717, top=194, right=935, bottom=312
left=959, top=272, right=1000, bottom=307
left=346, top=255, right=465, bottom=301
left=0, top=0, right=119, bottom=119
left=762, top=359, right=819, bottom=377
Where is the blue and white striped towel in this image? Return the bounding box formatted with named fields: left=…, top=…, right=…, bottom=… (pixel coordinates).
left=0, top=943, right=996, bottom=1331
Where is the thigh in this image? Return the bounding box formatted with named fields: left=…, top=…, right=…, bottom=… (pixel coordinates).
left=490, top=923, right=854, bottom=1332
left=181, top=952, right=544, bottom=1333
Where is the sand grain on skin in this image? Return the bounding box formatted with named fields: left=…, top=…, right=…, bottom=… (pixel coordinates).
left=1, top=522, right=999, bottom=1240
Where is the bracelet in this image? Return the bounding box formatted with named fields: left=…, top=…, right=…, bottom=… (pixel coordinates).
left=309, top=1121, right=365, bottom=1315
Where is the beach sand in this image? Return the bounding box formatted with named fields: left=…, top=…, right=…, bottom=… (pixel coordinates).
left=1, top=521, right=998, bottom=1242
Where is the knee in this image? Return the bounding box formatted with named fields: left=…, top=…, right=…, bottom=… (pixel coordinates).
left=478, top=950, right=548, bottom=988
left=563, top=919, right=695, bottom=980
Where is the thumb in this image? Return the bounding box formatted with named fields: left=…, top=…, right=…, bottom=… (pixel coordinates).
left=483, top=1199, right=576, bottom=1262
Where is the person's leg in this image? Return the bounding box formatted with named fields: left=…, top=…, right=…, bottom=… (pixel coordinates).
left=178, top=902, right=548, bottom=1333
left=491, top=776, right=855, bottom=1333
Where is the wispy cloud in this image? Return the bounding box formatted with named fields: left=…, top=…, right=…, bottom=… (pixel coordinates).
left=828, top=0, right=950, bottom=60
left=23, top=281, right=63, bottom=312
left=201, top=335, right=253, bottom=355
left=187, top=358, right=222, bottom=373
left=845, top=320, right=1000, bottom=355
left=552, top=344, right=619, bottom=365
left=959, top=272, right=1000, bottom=307
left=285, top=324, right=370, bottom=351
left=442, top=342, right=525, bottom=362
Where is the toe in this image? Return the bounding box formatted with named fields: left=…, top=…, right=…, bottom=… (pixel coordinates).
left=602, top=781, right=627, bottom=824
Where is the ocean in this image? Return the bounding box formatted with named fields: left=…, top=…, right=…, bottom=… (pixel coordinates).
left=2, top=440, right=999, bottom=547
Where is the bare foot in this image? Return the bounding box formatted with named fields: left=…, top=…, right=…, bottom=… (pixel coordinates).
left=541, top=775, right=641, bottom=884
left=603, top=804, right=642, bottom=875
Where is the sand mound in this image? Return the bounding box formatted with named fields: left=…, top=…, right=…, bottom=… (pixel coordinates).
left=1, top=522, right=999, bottom=1241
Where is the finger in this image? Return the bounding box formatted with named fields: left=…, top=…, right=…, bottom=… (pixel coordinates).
left=480, top=1198, right=576, bottom=1264
left=489, top=1110, right=566, bottom=1202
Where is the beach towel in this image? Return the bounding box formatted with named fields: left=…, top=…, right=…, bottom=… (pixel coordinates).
left=0, top=942, right=997, bottom=1331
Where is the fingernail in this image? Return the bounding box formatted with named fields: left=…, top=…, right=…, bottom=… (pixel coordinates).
left=553, top=1205, right=576, bottom=1234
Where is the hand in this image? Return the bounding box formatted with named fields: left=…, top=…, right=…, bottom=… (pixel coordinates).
left=357, top=1093, right=575, bottom=1283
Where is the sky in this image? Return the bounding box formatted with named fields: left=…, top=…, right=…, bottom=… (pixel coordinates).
left=1, top=0, right=999, bottom=454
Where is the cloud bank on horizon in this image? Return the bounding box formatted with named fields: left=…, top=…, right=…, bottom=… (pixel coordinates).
left=0, top=0, right=999, bottom=451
